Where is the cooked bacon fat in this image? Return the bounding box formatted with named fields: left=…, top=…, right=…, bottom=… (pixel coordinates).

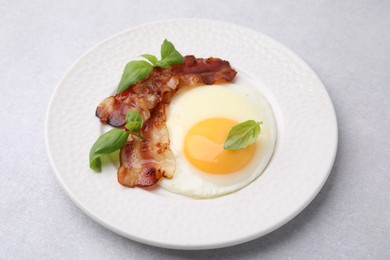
left=96, top=55, right=237, bottom=187
left=118, top=103, right=175, bottom=187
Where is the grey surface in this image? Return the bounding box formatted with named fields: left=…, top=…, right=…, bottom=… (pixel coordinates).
left=1, top=0, right=389, bottom=259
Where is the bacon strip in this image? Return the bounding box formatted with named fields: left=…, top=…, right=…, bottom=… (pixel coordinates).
left=118, top=103, right=175, bottom=187
left=96, top=55, right=237, bottom=187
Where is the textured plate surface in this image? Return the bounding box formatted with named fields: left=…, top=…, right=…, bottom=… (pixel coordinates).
left=45, top=19, right=337, bottom=250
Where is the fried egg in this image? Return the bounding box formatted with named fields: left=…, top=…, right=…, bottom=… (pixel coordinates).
left=159, top=83, right=276, bottom=198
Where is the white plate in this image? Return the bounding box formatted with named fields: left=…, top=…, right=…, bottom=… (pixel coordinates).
left=45, top=19, right=337, bottom=250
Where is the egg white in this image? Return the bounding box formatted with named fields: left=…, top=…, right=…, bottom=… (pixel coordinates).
left=159, top=84, right=277, bottom=199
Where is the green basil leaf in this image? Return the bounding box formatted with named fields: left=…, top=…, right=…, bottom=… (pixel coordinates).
left=89, top=129, right=130, bottom=172
left=140, top=54, right=158, bottom=65
left=224, top=120, right=263, bottom=150
left=159, top=39, right=184, bottom=66
left=155, top=60, right=170, bottom=68
left=117, top=60, right=153, bottom=94
left=125, top=109, right=143, bottom=131
left=125, top=122, right=142, bottom=132
left=89, top=157, right=101, bottom=173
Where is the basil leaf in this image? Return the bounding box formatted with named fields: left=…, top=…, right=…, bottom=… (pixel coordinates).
left=125, top=122, right=142, bottom=132
left=159, top=39, right=184, bottom=66
left=224, top=120, right=263, bottom=150
left=155, top=60, right=170, bottom=68
left=141, top=54, right=158, bottom=65
left=89, top=129, right=130, bottom=172
left=89, top=157, right=101, bottom=173
left=117, top=60, right=153, bottom=94
left=125, top=110, right=143, bottom=131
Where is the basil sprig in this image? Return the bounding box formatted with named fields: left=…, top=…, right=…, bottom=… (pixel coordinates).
left=117, top=61, right=153, bottom=94
left=224, top=120, right=263, bottom=150
left=116, top=39, right=184, bottom=94
left=89, top=129, right=130, bottom=172
left=124, top=110, right=144, bottom=140
left=156, top=39, right=185, bottom=67
left=89, top=110, right=144, bottom=172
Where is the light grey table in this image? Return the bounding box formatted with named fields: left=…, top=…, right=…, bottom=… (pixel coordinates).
left=1, top=0, right=389, bottom=259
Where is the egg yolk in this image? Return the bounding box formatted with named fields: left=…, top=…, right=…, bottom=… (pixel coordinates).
left=184, top=118, right=256, bottom=174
